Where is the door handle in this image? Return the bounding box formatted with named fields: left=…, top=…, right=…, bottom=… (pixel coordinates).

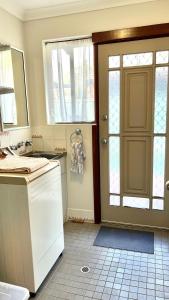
left=101, top=138, right=108, bottom=145
left=166, top=181, right=169, bottom=190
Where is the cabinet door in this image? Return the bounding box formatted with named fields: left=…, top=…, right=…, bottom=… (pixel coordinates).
left=28, top=167, right=63, bottom=263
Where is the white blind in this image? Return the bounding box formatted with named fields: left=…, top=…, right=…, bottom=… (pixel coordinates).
left=44, top=38, right=94, bottom=123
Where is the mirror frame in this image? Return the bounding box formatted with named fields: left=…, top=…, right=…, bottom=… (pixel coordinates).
left=0, top=46, right=30, bottom=132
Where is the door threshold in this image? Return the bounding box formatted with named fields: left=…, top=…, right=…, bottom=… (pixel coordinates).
left=101, top=219, right=169, bottom=231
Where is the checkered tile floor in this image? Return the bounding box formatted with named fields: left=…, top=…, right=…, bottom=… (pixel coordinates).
left=32, top=222, right=169, bottom=300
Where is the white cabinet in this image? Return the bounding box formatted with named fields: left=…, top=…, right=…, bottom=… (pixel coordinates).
left=0, top=162, right=64, bottom=293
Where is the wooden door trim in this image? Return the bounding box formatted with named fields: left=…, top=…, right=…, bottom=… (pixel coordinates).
left=92, top=44, right=101, bottom=224
left=92, top=23, right=169, bottom=45
left=92, top=23, right=169, bottom=224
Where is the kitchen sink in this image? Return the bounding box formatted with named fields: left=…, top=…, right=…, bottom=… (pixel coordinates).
left=24, top=151, right=64, bottom=160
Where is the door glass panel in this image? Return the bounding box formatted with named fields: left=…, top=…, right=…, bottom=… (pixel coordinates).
left=156, top=51, right=169, bottom=64
left=109, top=71, right=120, bottom=134
left=123, top=52, right=153, bottom=67
left=152, top=198, right=164, bottom=210
left=110, top=195, right=120, bottom=206
left=153, top=137, right=166, bottom=197
left=154, top=67, right=168, bottom=134
left=109, top=55, right=120, bottom=68
left=109, top=137, right=120, bottom=194
left=123, top=196, right=149, bottom=209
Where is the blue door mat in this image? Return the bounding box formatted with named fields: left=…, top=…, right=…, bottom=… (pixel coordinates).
left=93, top=226, right=154, bottom=254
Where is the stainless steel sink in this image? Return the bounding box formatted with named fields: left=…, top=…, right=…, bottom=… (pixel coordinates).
left=24, top=151, right=64, bottom=160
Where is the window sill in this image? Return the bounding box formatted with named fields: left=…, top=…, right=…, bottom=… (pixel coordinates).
left=47, top=122, right=95, bottom=125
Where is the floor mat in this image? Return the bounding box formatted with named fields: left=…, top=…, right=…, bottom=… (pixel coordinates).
left=93, top=226, right=154, bottom=254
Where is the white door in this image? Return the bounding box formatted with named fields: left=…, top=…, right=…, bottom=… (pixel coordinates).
left=99, top=37, right=169, bottom=228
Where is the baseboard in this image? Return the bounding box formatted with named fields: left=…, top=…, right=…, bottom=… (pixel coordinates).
left=102, top=219, right=169, bottom=231
left=67, top=208, right=94, bottom=222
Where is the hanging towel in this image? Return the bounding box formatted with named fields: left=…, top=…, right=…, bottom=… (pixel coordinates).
left=71, top=141, right=86, bottom=175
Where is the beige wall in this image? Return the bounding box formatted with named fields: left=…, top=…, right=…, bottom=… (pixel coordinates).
left=31, top=124, right=94, bottom=221
left=24, top=0, right=169, bottom=127
left=24, top=0, right=169, bottom=221
left=0, top=7, right=31, bottom=148
left=0, top=8, right=23, bottom=49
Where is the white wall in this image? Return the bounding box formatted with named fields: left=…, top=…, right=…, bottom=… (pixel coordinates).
left=0, top=7, right=31, bottom=148
left=24, top=0, right=169, bottom=221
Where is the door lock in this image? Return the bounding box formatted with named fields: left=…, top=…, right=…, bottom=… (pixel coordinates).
left=102, top=114, right=108, bottom=121
left=166, top=181, right=169, bottom=190
left=101, top=138, right=108, bottom=145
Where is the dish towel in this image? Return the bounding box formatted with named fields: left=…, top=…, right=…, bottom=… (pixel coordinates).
left=0, top=156, right=49, bottom=174
left=71, top=141, right=86, bottom=175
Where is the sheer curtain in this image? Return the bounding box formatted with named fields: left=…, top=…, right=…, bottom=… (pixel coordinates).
left=0, top=49, right=17, bottom=124
left=44, top=38, right=94, bottom=123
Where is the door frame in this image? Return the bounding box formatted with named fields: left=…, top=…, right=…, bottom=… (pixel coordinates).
left=92, top=22, right=169, bottom=224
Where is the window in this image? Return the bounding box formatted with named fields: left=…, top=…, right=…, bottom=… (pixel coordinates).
left=44, top=38, right=94, bottom=123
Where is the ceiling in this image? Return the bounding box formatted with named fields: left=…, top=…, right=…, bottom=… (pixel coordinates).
left=0, top=0, right=158, bottom=21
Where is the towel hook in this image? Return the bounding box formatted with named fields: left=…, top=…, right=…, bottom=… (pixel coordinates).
left=75, top=128, right=81, bottom=135
left=70, top=128, right=83, bottom=143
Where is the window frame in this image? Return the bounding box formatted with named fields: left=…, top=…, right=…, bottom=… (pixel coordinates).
left=42, top=36, right=95, bottom=125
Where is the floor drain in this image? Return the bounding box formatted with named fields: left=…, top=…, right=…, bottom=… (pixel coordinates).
left=80, top=266, right=90, bottom=273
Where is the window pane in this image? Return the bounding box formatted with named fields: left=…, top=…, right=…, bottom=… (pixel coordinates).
left=109, top=71, right=120, bottom=134
left=45, top=39, right=94, bottom=123
left=156, top=51, right=169, bottom=64
left=110, top=195, right=120, bottom=206
left=153, top=137, right=166, bottom=197
left=109, top=55, right=120, bottom=68
left=152, top=199, right=164, bottom=210
left=123, top=197, right=149, bottom=209
left=51, top=49, right=71, bottom=122
left=154, top=67, right=168, bottom=134
left=74, top=46, right=94, bottom=122
left=123, top=52, right=153, bottom=67
left=109, top=137, right=120, bottom=194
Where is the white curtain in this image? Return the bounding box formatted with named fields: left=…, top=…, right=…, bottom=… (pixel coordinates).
left=0, top=49, right=17, bottom=124
left=44, top=38, right=94, bottom=123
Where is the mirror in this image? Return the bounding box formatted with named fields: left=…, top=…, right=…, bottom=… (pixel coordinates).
left=0, top=45, right=29, bottom=130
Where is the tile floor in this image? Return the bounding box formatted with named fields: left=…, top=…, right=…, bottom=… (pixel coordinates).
left=32, top=222, right=169, bottom=300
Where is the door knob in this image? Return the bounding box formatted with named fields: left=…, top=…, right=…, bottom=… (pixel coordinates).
left=166, top=181, right=169, bottom=190
left=101, top=138, right=108, bottom=145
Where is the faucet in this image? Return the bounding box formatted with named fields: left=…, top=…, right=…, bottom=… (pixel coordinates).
left=17, top=141, right=24, bottom=148
left=10, top=145, right=18, bottom=150
left=25, top=140, right=32, bottom=146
